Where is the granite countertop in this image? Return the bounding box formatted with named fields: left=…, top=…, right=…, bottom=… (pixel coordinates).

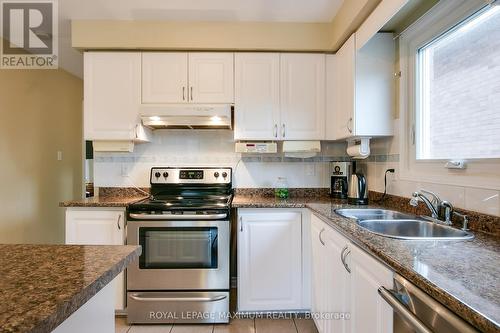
left=59, top=195, right=147, bottom=208
left=0, top=244, right=141, bottom=333
left=233, top=194, right=500, bottom=333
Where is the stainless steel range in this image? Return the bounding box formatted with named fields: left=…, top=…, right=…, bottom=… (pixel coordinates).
left=126, top=167, right=232, bottom=324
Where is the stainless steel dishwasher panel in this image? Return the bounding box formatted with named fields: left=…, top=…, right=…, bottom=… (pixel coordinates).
left=379, top=274, right=479, bottom=333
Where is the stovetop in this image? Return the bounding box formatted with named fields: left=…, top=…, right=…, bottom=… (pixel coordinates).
left=129, top=167, right=233, bottom=212
left=129, top=194, right=233, bottom=211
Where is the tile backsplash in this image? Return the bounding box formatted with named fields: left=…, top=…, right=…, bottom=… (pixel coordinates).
left=93, top=130, right=349, bottom=189
left=93, top=127, right=500, bottom=216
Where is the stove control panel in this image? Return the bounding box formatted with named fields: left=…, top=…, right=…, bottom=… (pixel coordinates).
left=150, top=167, right=232, bottom=184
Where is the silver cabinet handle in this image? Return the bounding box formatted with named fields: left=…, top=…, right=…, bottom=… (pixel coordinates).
left=282, top=124, right=286, bottom=138
left=190, top=86, right=193, bottom=101
left=378, top=287, right=433, bottom=333
left=182, top=86, right=185, bottom=101
left=130, top=294, right=227, bottom=303
left=344, top=248, right=351, bottom=273
left=274, top=124, right=278, bottom=138
left=319, top=228, right=325, bottom=246
left=341, top=245, right=351, bottom=273
left=347, top=118, right=353, bottom=133
left=117, top=215, right=121, bottom=230
left=240, top=217, right=243, bottom=232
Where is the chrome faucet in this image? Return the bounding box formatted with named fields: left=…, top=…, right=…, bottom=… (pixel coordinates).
left=410, top=189, right=469, bottom=228
left=410, top=190, right=441, bottom=219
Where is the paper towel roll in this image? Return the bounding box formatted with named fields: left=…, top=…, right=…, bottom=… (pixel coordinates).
left=346, top=144, right=370, bottom=159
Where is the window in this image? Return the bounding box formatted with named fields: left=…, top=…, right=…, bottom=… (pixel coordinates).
left=399, top=0, right=500, bottom=189
left=416, top=5, right=500, bottom=160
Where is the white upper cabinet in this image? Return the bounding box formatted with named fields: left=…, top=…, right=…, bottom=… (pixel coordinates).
left=234, top=53, right=280, bottom=140
left=325, top=54, right=337, bottom=141
left=142, top=53, right=188, bottom=104
left=329, top=33, right=395, bottom=140
left=84, top=52, right=141, bottom=141
left=188, top=53, right=234, bottom=103
left=333, top=35, right=356, bottom=140
left=238, top=210, right=303, bottom=311
left=280, top=54, right=326, bottom=140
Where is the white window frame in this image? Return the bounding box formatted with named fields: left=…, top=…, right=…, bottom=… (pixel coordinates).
left=399, top=0, right=500, bottom=190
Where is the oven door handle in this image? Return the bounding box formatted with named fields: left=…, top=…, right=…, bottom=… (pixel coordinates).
left=129, top=294, right=227, bottom=303
left=378, top=287, right=433, bottom=333
left=128, top=213, right=227, bottom=220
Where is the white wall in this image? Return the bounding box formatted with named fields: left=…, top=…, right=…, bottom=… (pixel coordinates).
left=94, top=130, right=349, bottom=188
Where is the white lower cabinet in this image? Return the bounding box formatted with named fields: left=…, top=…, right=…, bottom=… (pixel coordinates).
left=65, top=208, right=126, bottom=312
left=237, top=209, right=310, bottom=311
left=310, top=213, right=393, bottom=333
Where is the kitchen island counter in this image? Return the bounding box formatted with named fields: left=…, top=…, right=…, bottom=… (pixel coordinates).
left=0, top=244, right=141, bottom=333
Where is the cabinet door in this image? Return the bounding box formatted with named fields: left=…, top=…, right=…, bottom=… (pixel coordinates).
left=238, top=211, right=302, bottom=311
left=325, top=54, right=337, bottom=140
left=142, top=52, right=188, bottom=103
left=349, top=245, right=393, bottom=333
left=84, top=52, right=141, bottom=140
left=234, top=53, right=280, bottom=140
left=280, top=54, right=325, bottom=140
left=188, top=53, right=234, bottom=103
left=334, top=35, right=356, bottom=140
left=65, top=209, right=126, bottom=311
left=324, top=227, right=351, bottom=333
left=310, top=215, right=327, bottom=333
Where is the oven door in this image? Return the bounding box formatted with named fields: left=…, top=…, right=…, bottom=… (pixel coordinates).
left=127, top=219, right=229, bottom=291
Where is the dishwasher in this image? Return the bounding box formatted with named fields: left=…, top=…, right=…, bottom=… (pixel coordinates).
left=378, top=274, right=480, bottom=333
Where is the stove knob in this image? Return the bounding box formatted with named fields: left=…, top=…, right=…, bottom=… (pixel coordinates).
left=222, top=172, right=228, bottom=178
left=154, top=172, right=161, bottom=178
left=214, top=172, right=220, bottom=178
left=163, top=172, right=169, bottom=178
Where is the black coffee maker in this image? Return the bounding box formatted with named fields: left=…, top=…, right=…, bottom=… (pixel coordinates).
left=329, top=162, right=353, bottom=199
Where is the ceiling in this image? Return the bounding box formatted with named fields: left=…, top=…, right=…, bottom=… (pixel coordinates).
left=57, top=0, right=345, bottom=77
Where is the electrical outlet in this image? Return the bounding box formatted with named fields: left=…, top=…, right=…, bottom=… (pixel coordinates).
left=57, top=151, right=62, bottom=161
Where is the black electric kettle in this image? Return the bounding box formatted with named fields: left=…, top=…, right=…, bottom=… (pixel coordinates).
left=348, top=173, right=368, bottom=205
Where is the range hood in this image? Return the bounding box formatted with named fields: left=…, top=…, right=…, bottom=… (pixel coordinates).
left=141, top=105, right=232, bottom=129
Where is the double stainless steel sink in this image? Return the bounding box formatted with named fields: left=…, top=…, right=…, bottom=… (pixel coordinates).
left=335, top=209, right=474, bottom=240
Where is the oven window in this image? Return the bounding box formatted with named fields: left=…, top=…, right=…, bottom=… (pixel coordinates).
left=139, top=227, right=218, bottom=269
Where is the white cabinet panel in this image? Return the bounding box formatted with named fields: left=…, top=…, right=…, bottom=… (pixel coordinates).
left=234, top=53, right=280, bottom=140
left=142, top=52, right=188, bottom=103
left=65, top=209, right=126, bottom=312
left=330, top=33, right=395, bottom=140
left=310, top=213, right=393, bottom=333
left=238, top=210, right=303, bottom=311
left=324, top=227, right=351, bottom=333
left=334, top=35, right=356, bottom=140
left=310, top=214, right=351, bottom=333
left=350, top=245, right=393, bottom=333
left=84, top=52, right=141, bottom=141
left=325, top=54, right=337, bottom=140
left=188, top=53, right=234, bottom=103
left=280, top=54, right=325, bottom=140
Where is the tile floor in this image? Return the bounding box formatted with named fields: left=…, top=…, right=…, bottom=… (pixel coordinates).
left=116, top=317, right=319, bottom=333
